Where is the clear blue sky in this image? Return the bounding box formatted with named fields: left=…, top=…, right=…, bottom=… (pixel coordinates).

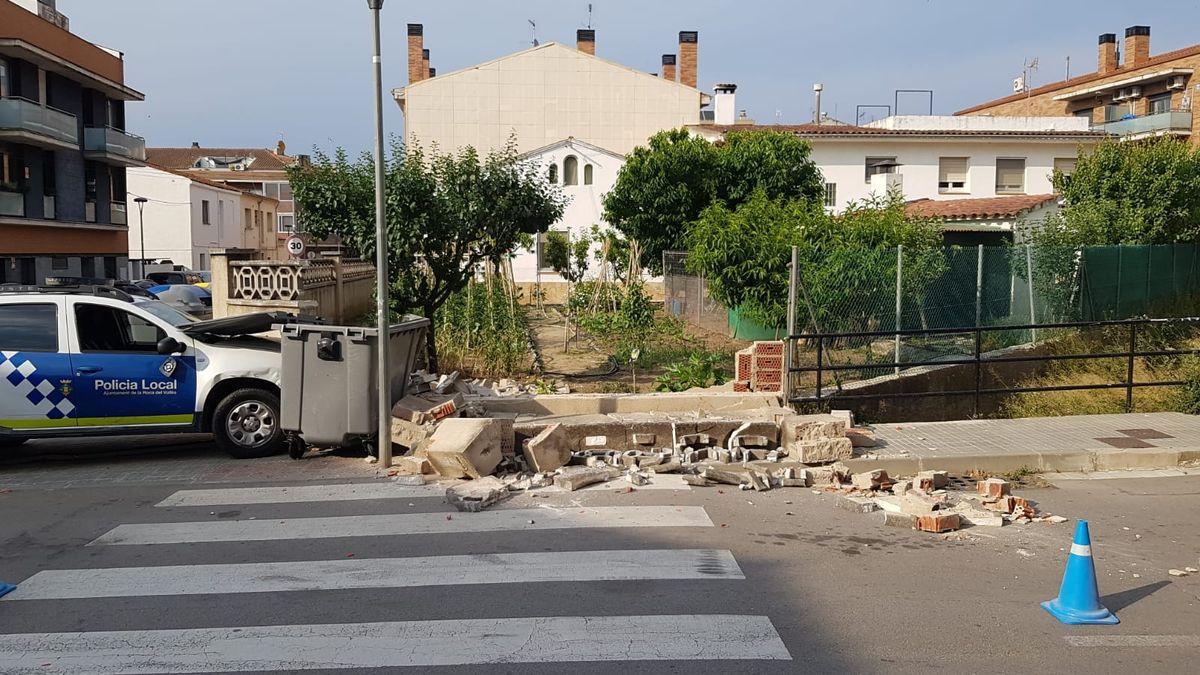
left=59, top=0, right=1200, bottom=155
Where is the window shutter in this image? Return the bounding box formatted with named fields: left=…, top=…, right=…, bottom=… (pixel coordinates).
left=996, top=159, right=1025, bottom=192
left=939, top=158, right=968, bottom=189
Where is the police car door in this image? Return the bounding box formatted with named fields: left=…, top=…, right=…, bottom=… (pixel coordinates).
left=0, top=298, right=76, bottom=430
left=68, top=300, right=196, bottom=429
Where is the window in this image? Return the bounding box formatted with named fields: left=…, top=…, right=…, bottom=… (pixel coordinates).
left=265, top=183, right=280, bottom=199
left=51, top=256, right=68, bottom=270
left=0, top=303, right=58, bottom=352
left=201, top=200, right=210, bottom=225
left=864, top=156, right=896, bottom=183
left=1149, top=93, right=1172, bottom=115
left=278, top=214, right=295, bottom=233
left=537, top=231, right=567, bottom=271
left=277, top=183, right=293, bottom=201
left=583, top=164, right=594, bottom=185
left=1104, top=103, right=1126, bottom=123
left=563, top=156, right=579, bottom=186
left=938, top=157, right=969, bottom=193
left=74, top=304, right=164, bottom=353
left=823, top=182, right=837, bottom=208
left=1053, top=157, right=1076, bottom=177
left=547, top=164, right=558, bottom=184
left=1073, top=108, right=1094, bottom=121
left=244, top=207, right=252, bottom=228
left=0, top=59, right=8, bottom=98
left=80, top=256, right=95, bottom=279
left=995, top=158, right=1026, bottom=194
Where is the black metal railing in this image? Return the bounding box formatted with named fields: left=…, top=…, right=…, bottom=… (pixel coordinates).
left=788, top=317, right=1200, bottom=416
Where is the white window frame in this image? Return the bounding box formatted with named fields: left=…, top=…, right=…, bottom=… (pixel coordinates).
left=277, top=213, right=295, bottom=234
left=864, top=156, right=896, bottom=183
left=823, top=182, right=837, bottom=208
left=938, top=157, right=969, bottom=194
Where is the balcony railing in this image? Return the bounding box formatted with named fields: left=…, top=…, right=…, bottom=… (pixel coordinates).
left=0, top=97, right=78, bottom=147
left=110, top=201, right=127, bottom=225
left=1095, top=110, right=1193, bottom=137
left=83, top=126, right=147, bottom=163
left=0, top=189, right=24, bottom=218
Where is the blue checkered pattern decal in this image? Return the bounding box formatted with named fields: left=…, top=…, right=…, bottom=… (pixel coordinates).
left=0, top=351, right=76, bottom=420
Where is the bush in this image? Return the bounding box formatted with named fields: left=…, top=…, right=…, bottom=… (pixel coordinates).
left=654, top=352, right=729, bottom=392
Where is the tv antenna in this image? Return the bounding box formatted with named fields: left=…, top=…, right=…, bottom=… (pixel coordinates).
left=1021, top=56, right=1039, bottom=94
left=586, top=3, right=594, bottom=29
left=528, top=19, right=539, bottom=47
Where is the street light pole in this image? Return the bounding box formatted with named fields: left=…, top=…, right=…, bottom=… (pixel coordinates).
left=134, top=196, right=148, bottom=278
left=368, top=0, right=392, bottom=467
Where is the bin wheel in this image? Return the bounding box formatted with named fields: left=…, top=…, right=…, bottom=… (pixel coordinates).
left=286, top=435, right=307, bottom=460
left=362, top=440, right=378, bottom=458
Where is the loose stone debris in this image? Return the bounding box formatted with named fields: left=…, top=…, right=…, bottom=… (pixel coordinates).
left=384, top=373, right=1073, bottom=532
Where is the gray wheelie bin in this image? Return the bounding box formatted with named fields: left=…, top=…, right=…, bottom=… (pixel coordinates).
left=278, top=316, right=430, bottom=451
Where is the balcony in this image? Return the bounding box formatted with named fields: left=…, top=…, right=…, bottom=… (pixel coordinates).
left=0, top=97, right=78, bottom=150
left=83, top=126, right=147, bottom=166
left=1095, top=110, right=1193, bottom=139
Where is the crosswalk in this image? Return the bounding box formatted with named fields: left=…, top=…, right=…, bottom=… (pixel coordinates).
left=0, top=480, right=792, bottom=673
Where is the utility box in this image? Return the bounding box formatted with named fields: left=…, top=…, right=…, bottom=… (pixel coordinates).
left=279, top=317, right=430, bottom=447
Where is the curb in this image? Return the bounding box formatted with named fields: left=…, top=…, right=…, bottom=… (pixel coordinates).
left=846, top=446, right=1200, bottom=477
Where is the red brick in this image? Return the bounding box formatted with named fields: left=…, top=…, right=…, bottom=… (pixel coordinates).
left=732, top=380, right=750, bottom=392
left=753, top=340, right=784, bottom=356
left=916, top=513, right=961, bottom=533
left=735, top=349, right=753, bottom=382
left=976, top=477, right=1010, bottom=499
left=752, top=355, right=783, bottom=372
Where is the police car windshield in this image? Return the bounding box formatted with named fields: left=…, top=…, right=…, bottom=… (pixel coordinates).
left=136, top=300, right=199, bottom=326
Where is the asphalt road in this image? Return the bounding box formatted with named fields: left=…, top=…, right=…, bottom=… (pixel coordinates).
left=1, top=443, right=1198, bottom=673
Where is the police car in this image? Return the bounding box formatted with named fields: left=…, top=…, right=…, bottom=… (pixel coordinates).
left=0, top=284, right=290, bottom=458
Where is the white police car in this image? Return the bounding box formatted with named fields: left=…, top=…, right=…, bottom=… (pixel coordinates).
left=0, top=284, right=289, bottom=458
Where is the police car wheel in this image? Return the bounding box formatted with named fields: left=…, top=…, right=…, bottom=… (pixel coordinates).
left=213, top=388, right=283, bottom=459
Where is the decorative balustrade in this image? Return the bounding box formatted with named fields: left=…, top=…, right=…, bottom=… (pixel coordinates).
left=230, top=261, right=302, bottom=301
left=220, top=257, right=376, bottom=322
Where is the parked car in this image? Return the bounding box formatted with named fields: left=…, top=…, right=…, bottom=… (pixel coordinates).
left=0, top=284, right=290, bottom=457
left=146, top=271, right=204, bottom=286
left=192, top=271, right=212, bottom=290
left=147, top=284, right=213, bottom=320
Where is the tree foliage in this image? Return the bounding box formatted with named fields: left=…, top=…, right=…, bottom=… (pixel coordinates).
left=603, top=128, right=824, bottom=272
left=1044, top=137, right=1200, bottom=246
left=543, top=230, right=591, bottom=284
left=686, top=189, right=945, bottom=331
left=287, top=138, right=565, bottom=369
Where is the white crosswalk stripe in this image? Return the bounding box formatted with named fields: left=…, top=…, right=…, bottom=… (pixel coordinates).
left=4, top=548, right=743, bottom=600
left=2, top=482, right=793, bottom=671
left=90, top=505, right=713, bottom=546
left=155, top=475, right=692, bottom=507
left=0, top=615, right=791, bottom=672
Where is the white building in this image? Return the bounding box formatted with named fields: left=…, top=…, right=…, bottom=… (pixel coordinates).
left=514, top=138, right=624, bottom=286
left=689, top=109, right=1106, bottom=241
left=126, top=166, right=244, bottom=271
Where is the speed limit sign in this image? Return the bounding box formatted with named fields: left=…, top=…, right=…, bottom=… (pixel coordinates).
left=285, top=236, right=306, bottom=258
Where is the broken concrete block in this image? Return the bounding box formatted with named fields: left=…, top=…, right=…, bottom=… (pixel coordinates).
left=553, top=466, right=620, bottom=491
left=891, top=479, right=912, bottom=496
left=390, top=418, right=431, bottom=455
left=649, top=460, right=682, bottom=474
left=791, top=437, right=853, bottom=464
left=392, top=393, right=465, bottom=425
left=850, top=469, right=890, bottom=491
left=631, top=433, right=656, bottom=446
left=627, top=471, right=650, bottom=486
left=394, top=474, right=426, bottom=486
left=780, top=415, right=849, bottom=447
left=952, top=503, right=1005, bottom=527
left=977, top=477, right=1011, bottom=499
left=985, top=495, right=1018, bottom=514
left=901, top=492, right=942, bottom=515
left=701, top=466, right=749, bottom=487
left=845, top=428, right=877, bottom=448
left=584, top=435, right=608, bottom=448
left=490, top=413, right=517, bottom=457
left=677, top=433, right=713, bottom=448
left=424, top=418, right=503, bottom=479
left=714, top=449, right=732, bottom=463
left=682, top=473, right=710, bottom=487
left=529, top=472, right=554, bottom=488
left=914, top=470, right=948, bottom=493
left=445, top=477, right=511, bottom=512
left=916, top=513, right=961, bottom=533
left=746, top=471, right=771, bottom=491
left=838, top=495, right=879, bottom=513
left=433, top=371, right=461, bottom=395
left=393, top=455, right=431, bottom=476
left=881, top=512, right=918, bottom=529
left=522, top=423, right=571, bottom=473
left=733, top=434, right=772, bottom=449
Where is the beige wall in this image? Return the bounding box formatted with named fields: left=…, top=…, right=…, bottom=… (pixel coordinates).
left=397, top=42, right=704, bottom=155
left=239, top=193, right=281, bottom=260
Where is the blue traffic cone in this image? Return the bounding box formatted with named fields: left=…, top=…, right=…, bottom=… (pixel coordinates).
left=0, top=582, right=14, bottom=599
left=1042, top=520, right=1119, bottom=625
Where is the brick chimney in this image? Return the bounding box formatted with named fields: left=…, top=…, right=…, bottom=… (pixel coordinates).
left=276, top=140, right=286, bottom=156
left=678, top=31, right=698, bottom=89
left=1098, top=33, right=1118, bottom=74
left=661, top=54, right=677, bottom=82
left=577, top=29, right=595, bottom=55
left=408, top=24, right=425, bottom=84
left=429, top=67, right=437, bottom=78
left=422, top=48, right=430, bottom=79
left=1125, top=25, right=1150, bottom=68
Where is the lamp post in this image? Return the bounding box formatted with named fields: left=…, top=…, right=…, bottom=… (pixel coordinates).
left=134, top=196, right=148, bottom=278
left=367, top=0, right=392, bottom=467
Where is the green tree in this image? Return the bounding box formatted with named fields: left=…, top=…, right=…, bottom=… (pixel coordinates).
left=602, top=128, right=824, bottom=272
left=287, top=138, right=565, bottom=370
left=1048, top=137, right=1200, bottom=245
left=543, top=230, right=590, bottom=283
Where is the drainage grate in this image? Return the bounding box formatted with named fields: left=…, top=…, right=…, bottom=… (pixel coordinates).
left=1095, top=436, right=1155, bottom=449
left=1115, top=428, right=1174, bottom=440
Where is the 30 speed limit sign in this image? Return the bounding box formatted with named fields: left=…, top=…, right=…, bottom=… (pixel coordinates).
left=285, top=236, right=306, bottom=258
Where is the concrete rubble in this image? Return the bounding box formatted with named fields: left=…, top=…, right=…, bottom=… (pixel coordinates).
left=385, top=379, right=1075, bottom=531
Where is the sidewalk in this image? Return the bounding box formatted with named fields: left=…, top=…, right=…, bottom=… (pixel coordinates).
left=852, top=412, right=1200, bottom=475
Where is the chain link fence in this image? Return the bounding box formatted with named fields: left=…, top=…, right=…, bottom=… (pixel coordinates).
left=662, top=251, right=730, bottom=335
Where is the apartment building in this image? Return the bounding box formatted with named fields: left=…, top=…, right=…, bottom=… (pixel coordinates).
left=957, top=25, right=1198, bottom=143
left=0, top=0, right=145, bottom=284
left=145, top=142, right=299, bottom=240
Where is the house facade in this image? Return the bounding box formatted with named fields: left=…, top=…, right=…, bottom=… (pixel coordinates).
left=957, top=25, right=1198, bottom=144
left=0, top=0, right=145, bottom=284
left=126, top=166, right=249, bottom=271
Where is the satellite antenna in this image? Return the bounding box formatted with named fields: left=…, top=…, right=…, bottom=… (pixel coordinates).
left=528, top=19, right=539, bottom=47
